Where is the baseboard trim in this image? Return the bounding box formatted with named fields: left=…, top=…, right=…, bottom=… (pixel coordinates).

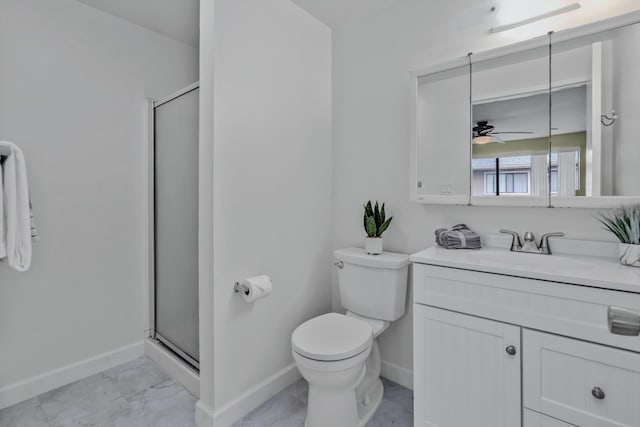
left=381, top=359, right=413, bottom=390
left=195, top=399, right=215, bottom=427
left=212, top=363, right=301, bottom=427
left=145, top=338, right=200, bottom=398
left=0, top=341, right=145, bottom=410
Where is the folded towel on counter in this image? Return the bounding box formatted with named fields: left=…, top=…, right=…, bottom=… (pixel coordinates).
left=435, top=224, right=481, bottom=249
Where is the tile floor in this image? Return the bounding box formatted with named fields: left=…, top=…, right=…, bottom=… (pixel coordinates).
left=0, top=357, right=197, bottom=427
left=0, top=357, right=413, bottom=427
left=231, top=377, right=413, bottom=427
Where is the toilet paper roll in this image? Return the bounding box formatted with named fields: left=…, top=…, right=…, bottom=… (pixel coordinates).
left=241, top=275, right=272, bottom=303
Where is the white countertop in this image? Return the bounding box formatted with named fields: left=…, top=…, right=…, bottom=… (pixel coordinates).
left=411, top=245, right=640, bottom=293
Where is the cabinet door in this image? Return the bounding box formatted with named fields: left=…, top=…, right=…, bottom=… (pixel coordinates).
left=414, top=305, right=521, bottom=427
left=523, top=329, right=640, bottom=427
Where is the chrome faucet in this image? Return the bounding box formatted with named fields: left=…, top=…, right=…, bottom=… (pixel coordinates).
left=499, top=229, right=564, bottom=255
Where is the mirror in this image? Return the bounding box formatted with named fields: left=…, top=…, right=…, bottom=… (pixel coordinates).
left=470, top=45, right=550, bottom=203
left=411, top=16, right=640, bottom=207
left=415, top=66, right=470, bottom=202
left=552, top=23, right=640, bottom=200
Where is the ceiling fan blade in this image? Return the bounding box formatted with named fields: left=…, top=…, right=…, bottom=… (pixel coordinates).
left=493, top=135, right=506, bottom=144
left=492, top=131, right=534, bottom=134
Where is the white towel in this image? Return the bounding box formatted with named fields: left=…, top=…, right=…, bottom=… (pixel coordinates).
left=0, top=141, right=32, bottom=271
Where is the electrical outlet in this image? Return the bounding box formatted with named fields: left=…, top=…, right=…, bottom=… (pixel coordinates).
left=439, top=182, right=453, bottom=195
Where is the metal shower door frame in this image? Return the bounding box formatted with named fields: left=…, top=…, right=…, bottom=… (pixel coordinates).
left=147, top=82, right=200, bottom=371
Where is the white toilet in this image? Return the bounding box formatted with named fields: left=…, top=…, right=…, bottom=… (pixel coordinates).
left=291, top=247, right=409, bottom=427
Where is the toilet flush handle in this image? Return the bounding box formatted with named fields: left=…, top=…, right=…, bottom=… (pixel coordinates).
left=334, top=261, right=344, bottom=269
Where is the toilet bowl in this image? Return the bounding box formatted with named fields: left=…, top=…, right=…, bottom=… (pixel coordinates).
left=292, top=313, right=376, bottom=427
left=291, top=248, right=409, bottom=427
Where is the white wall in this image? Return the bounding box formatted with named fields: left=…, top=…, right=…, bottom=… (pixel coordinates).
left=209, top=0, right=331, bottom=423
left=0, top=0, right=197, bottom=404
left=196, top=0, right=215, bottom=425
left=332, top=0, right=640, bottom=384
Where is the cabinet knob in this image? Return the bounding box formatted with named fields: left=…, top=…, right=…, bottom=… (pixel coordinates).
left=505, top=345, right=517, bottom=356
left=592, top=387, right=606, bottom=400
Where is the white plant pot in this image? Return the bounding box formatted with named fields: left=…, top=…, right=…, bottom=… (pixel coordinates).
left=365, top=237, right=383, bottom=255
left=619, top=243, right=640, bottom=267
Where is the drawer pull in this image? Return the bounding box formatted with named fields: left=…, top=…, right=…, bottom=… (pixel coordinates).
left=505, top=345, right=517, bottom=356
left=608, top=306, right=640, bottom=336
left=591, top=387, right=606, bottom=400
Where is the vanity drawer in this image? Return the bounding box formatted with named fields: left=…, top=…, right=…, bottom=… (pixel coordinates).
left=413, top=264, right=640, bottom=353
left=524, top=409, right=576, bottom=426
left=523, top=329, right=640, bottom=427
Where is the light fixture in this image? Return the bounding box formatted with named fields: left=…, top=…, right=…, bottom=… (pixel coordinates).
left=490, top=2, right=581, bottom=34
left=473, top=135, right=493, bottom=144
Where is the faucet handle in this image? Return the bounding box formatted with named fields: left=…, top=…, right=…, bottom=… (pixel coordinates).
left=500, top=229, right=522, bottom=251
left=539, top=232, right=564, bottom=254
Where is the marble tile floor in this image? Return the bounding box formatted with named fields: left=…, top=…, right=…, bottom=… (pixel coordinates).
left=0, top=357, right=197, bottom=427
left=231, top=377, right=413, bottom=427
left=1, top=356, right=413, bottom=427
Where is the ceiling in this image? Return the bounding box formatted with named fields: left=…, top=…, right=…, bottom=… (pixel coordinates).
left=74, top=0, right=199, bottom=47
left=292, top=0, right=640, bottom=33
left=71, top=0, right=640, bottom=49
left=290, top=0, right=403, bottom=27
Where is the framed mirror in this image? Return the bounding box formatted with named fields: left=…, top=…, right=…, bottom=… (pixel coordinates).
left=410, top=12, right=640, bottom=208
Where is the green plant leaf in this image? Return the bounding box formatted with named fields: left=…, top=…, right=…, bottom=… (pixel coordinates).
left=365, top=216, right=377, bottom=237
left=597, top=204, right=640, bottom=245
left=364, top=201, right=373, bottom=217
left=363, top=211, right=368, bottom=234
left=374, top=201, right=382, bottom=230
left=380, top=203, right=386, bottom=224
left=377, top=217, right=393, bottom=237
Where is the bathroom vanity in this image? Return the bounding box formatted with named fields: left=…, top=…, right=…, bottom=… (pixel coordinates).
left=411, top=241, right=640, bottom=427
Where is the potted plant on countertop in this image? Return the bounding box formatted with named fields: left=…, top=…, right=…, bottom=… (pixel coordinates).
left=598, top=204, right=640, bottom=267
left=363, top=200, right=392, bottom=255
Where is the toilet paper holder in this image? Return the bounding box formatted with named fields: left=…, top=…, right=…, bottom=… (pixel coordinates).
left=234, top=281, right=251, bottom=295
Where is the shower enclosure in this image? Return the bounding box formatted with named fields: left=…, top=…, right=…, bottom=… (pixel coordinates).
left=149, top=83, right=199, bottom=370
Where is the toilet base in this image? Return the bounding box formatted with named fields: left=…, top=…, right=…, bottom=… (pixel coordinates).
left=356, top=377, right=384, bottom=426
left=303, top=377, right=384, bottom=427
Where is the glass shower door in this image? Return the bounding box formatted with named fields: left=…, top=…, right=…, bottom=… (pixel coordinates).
left=153, top=85, right=199, bottom=368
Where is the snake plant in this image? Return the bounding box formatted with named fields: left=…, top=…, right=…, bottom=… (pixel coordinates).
left=363, top=201, right=393, bottom=238
left=597, top=204, right=640, bottom=245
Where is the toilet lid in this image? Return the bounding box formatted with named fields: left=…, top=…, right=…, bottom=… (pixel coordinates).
left=292, top=313, right=373, bottom=361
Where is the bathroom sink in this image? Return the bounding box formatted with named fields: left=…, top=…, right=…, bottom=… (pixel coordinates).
left=457, top=248, right=596, bottom=273
left=410, top=245, right=640, bottom=293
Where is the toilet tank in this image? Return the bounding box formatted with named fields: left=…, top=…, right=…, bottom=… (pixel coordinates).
left=334, top=248, right=409, bottom=321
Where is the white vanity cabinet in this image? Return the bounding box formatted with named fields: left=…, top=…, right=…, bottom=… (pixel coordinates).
left=523, top=330, right=640, bottom=427
left=411, top=246, right=640, bottom=427
left=413, top=305, right=521, bottom=427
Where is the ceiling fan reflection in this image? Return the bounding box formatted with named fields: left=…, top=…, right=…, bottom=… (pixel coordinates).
left=472, top=120, right=533, bottom=144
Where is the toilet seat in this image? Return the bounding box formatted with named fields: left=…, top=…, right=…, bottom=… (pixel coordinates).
left=345, top=311, right=389, bottom=337
left=292, top=313, right=373, bottom=362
